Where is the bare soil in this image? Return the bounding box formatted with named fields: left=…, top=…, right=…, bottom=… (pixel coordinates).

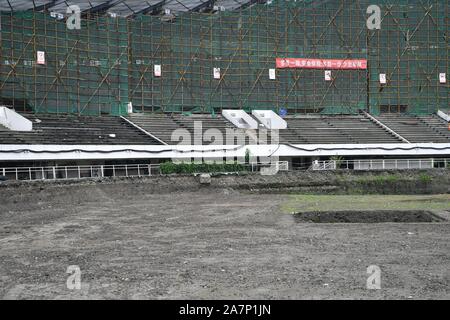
left=0, top=178, right=449, bottom=299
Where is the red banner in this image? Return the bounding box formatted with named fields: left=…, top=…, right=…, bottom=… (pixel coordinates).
left=276, top=58, right=367, bottom=70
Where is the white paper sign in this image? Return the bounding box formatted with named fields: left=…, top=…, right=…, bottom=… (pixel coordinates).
left=127, top=102, right=133, bottom=114
left=379, top=73, right=386, bottom=84
left=439, top=73, right=446, bottom=84
left=154, top=64, right=161, bottom=77
left=325, top=70, right=332, bottom=81
left=213, top=68, right=221, bottom=79
left=269, top=69, right=276, bottom=80
left=37, top=51, right=45, bottom=65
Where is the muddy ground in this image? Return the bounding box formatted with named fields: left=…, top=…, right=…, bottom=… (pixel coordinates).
left=0, top=176, right=449, bottom=299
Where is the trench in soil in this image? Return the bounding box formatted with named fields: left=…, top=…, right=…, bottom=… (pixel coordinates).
left=293, top=210, right=446, bottom=223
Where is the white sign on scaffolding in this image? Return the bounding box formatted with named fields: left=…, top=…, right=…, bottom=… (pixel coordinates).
left=36, top=51, right=45, bottom=65
left=154, top=64, right=161, bottom=77
left=269, top=68, right=276, bottom=80
left=213, top=67, right=221, bottom=79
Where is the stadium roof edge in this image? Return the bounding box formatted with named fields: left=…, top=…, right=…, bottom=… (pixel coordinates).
left=1, top=143, right=450, bottom=162
left=0, top=0, right=263, bottom=17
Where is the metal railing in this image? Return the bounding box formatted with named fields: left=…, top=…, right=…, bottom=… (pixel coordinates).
left=0, top=161, right=289, bottom=182
left=0, top=164, right=162, bottom=182
left=311, top=158, right=450, bottom=171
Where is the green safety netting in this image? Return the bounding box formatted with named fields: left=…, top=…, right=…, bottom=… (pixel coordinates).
left=0, top=0, right=448, bottom=116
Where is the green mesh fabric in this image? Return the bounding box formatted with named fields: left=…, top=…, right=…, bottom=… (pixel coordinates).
left=0, top=0, right=448, bottom=115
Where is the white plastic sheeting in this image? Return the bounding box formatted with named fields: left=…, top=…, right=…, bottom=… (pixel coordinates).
left=222, top=109, right=258, bottom=129
left=252, top=110, right=287, bottom=129
left=0, top=106, right=32, bottom=131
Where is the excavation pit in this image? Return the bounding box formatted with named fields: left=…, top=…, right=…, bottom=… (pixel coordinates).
left=293, top=210, right=446, bottom=223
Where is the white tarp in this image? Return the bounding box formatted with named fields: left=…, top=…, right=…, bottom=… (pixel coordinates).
left=0, top=106, right=33, bottom=131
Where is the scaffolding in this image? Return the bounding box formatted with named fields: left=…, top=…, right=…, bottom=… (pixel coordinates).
left=0, top=0, right=448, bottom=116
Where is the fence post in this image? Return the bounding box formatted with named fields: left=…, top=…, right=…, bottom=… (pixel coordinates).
left=29, top=168, right=32, bottom=181
left=100, top=165, right=104, bottom=178
left=53, top=167, right=56, bottom=179
left=148, top=164, right=151, bottom=176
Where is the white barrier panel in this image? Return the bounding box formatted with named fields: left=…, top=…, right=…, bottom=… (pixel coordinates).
left=252, top=110, right=287, bottom=129
left=0, top=106, right=32, bottom=131
left=222, top=109, right=258, bottom=129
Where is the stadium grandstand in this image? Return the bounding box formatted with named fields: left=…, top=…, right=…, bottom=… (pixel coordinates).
left=0, top=0, right=449, bottom=180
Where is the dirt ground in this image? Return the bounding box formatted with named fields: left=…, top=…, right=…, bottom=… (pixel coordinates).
left=0, top=181, right=449, bottom=299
